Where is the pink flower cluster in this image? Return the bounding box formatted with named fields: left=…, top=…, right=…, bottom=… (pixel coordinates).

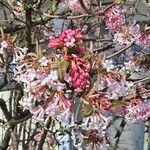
left=65, top=55, right=90, bottom=92
left=64, top=0, right=88, bottom=13
left=105, top=6, right=125, bottom=32
left=48, top=29, right=83, bottom=49
left=136, top=31, right=150, bottom=47
left=89, top=96, right=112, bottom=111
left=14, top=56, right=72, bottom=124
left=30, top=92, right=71, bottom=123
left=125, top=100, right=150, bottom=123
left=0, top=40, right=28, bottom=62
left=12, top=25, right=150, bottom=149
left=105, top=6, right=150, bottom=47
left=34, top=130, right=56, bottom=145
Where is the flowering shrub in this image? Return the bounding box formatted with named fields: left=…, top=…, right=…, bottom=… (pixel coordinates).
left=0, top=0, right=150, bottom=149
left=13, top=25, right=150, bottom=148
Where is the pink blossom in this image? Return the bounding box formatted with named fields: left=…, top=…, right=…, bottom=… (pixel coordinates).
left=46, top=93, right=71, bottom=119
left=48, top=38, right=61, bottom=48
left=102, top=60, right=114, bottom=72
left=65, top=55, right=90, bottom=92
left=64, top=0, right=88, bottom=13
left=39, top=56, right=49, bottom=67
left=19, top=97, right=33, bottom=108
left=30, top=106, right=45, bottom=122
left=0, top=41, right=8, bottom=54
left=125, top=101, right=150, bottom=123
left=114, top=24, right=140, bottom=45
left=48, top=29, right=84, bottom=50
left=105, top=6, right=125, bottom=32
left=41, top=70, right=65, bottom=91
left=34, top=130, right=43, bottom=142
left=46, top=133, right=56, bottom=145
left=46, top=104, right=60, bottom=116
left=136, top=31, right=150, bottom=48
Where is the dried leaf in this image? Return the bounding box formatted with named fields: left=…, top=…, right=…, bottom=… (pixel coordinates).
left=113, top=0, right=124, bottom=5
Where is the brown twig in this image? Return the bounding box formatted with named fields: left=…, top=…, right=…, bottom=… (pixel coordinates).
left=106, top=42, right=134, bottom=59
left=78, top=0, right=92, bottom=14
left=37, top=117, right=52, bottom=150
left=134, top=76, right=150, bottom=84
left=43, top=4, right=114, bottom=19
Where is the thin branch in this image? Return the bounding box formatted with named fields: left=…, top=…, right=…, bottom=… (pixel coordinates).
left=0, top=128, right=14, bottom=150
left=0, top=119, right=5, bottom=124
left=37, top=117, right=52, bottom=150
left=11, top=114, right=32, bottom=125
left=134, top=76, right=150, bottom=84
left=112, top=119, right=126, bottom=150
left=78, top=0, right=114, bottom=14
left=93, top=44, right=114, bottom=52
left=43, top=4, right=114, bottom=19
left=106, top=42, right=134, bottom=59
left=0, top=98, right=11, bottom=121
left=78, top=0, right=92, bottom=14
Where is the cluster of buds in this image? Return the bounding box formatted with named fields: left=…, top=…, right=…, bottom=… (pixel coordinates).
left=48, top=29, right=83, bottom=49
left=65, top=55, right=90, bottom=92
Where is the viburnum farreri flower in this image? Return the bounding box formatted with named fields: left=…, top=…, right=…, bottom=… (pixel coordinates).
left=125, top=100, right=150, bottom=123
left=136, top=31, right=150, bottom=48
left=105, top=6, right=125, bottom=32
left=64, top=0, right=88, bottom=13
left=65, top=54, right=90, bottom=92
left=48, top=28, right=83, bottom=49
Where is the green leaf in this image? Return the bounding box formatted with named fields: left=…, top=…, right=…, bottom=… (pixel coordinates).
left=112, top=101, right=126, bottom=107
left=126, top=72, right=131, bottom=79
left=23, top=4, right=30, bottom=11
left=49, top=0, right=57, bottom=13
left=7, top=0, right=17, bottom=5
left=57, top=60, right=70, bottom=81
left=81, top=138, right=91, bottom=148
left=82, top=104, right=93, bottom=117
left=67, top=47, right=76, bottom=55
left=83, top=52, right=92, bottom=60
